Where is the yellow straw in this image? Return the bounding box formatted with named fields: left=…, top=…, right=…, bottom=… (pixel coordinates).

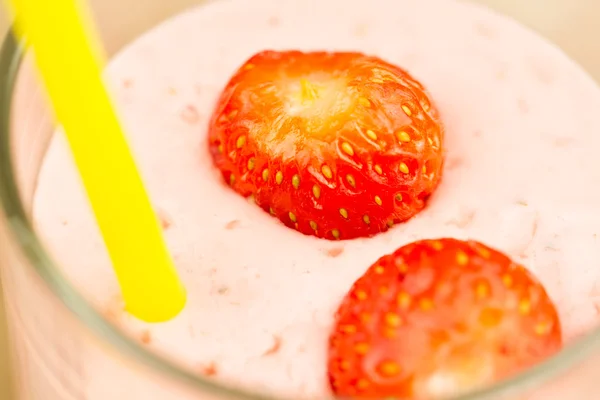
left=6, top=0, right=187, bottom=322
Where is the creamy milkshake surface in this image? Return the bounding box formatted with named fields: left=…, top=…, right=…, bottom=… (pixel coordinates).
left=33, top=0, right=600, bottom=398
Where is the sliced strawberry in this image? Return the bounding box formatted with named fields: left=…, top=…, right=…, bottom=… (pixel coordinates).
left=208, top=51, right=443, bottom=240
left=328, top=238, right=562, bottom=399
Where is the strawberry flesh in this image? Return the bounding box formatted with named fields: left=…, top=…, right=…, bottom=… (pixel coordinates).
left=208, top=51, right=444, bottom=240
left=327, top=238, right=562, bottom=398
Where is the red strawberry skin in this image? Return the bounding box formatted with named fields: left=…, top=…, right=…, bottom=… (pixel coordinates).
left=207, top=50, right=444, bottom=240
left=327, top=239, right=562, bottom=399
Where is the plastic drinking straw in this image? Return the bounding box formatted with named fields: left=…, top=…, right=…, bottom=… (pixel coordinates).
left=5, top=0, right=187, bottom=323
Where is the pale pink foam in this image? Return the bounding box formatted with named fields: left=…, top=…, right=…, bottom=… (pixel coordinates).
left=33, top=0, right=600, bottom=397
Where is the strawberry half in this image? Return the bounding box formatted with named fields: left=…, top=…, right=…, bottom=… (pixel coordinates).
left=328, top=239, right=562, bottom=399
left=207, top=51, right=444, bottom=240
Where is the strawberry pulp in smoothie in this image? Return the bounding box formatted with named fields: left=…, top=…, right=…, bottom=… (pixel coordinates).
left=32, top=0, right=600, bottom=398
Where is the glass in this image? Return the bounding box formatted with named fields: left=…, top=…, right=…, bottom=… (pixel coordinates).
left=1, top=0, right=600, bottom=399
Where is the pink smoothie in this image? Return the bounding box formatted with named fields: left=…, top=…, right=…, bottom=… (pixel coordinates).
left=32, top=0, right=600, bottom=398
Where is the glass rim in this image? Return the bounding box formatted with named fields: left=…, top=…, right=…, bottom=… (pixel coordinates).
left=1, top=13, right=600, bottom=400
